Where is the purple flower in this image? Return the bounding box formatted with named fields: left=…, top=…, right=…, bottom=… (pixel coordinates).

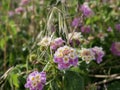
left=25, top=71, right=46, bottom=90
left=80, top=2, right=93, bottom=17
left=15, top=7, right=25, bottom=14
left=69, top=39, right=80, bottom=46
left=107, top=27, right=112, bottom=32
left=92, top=46, right=105, bottom=64
left=54, top=46, right=78, bottom=70
left=50, top=38, right=65, bottom=51
left=72, top=18, right=80, bottom=27
left=8, top=11, right=14, bottom=17
left=80, top=48, right=95, bottom=64
left=111, top=42, right=120, bottom=56
left=20, top=0, right=30, bottom=6
left=81, top=25, right=91, bottom=33
left=115, top=24, right=120, bottom=31
left=97, top=32, right=108, bottom=41
left=54, top=38, right=65, bottom=46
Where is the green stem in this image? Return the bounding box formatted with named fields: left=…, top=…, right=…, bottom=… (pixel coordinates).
left=42, top=61, right=50, bottom=72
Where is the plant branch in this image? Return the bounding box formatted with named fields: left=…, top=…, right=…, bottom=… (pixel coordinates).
left=89, top=73, right=120, bottom=85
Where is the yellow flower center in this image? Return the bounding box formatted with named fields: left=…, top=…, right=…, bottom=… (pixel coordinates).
left=31, top=77, right=35, bottom=81
left=63, top=57, right=69, bottom=63
left=58, top=53, right=63, bottom=57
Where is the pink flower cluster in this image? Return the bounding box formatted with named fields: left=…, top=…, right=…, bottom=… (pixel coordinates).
left=25, top=71, right=46, bottom=90
left=50, top=38, right=65, bottom=51
left=115, top=24, right=120, bottom=32
left=8, top=0, right=30, bottom=16
left=80, top=47, right=105, bottom=64
left=72, top=18, right=81, bottom=27
left=54, top=46, right=78, bottom=69
left=80, top=2, right=93, bottom=17
left=68, top=32, right=83, bottom=46
left=92, top=46, right=105, bottom=64
left=15, top=7, right=25, bottom=14
left=111, top=42, right=120, bottom=56
left=81, top=25, right=91, bottom=33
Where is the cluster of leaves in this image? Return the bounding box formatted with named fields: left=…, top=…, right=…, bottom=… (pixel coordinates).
left=0, top=0, right=120, bottom=90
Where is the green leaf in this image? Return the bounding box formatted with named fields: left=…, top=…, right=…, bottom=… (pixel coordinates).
left=9, top=21, right=17, bottom=36
left=12, top=74, right=19, bottom=88
left=50, top=79, right=61, bottom=90
left=47, top=76, right=62, bottom=90
left=78, top=0, right=84, bottom=4
left=107, top=81, right=120, bottom=90
left=8, top=73, right=19, bottom=88
left=86, top=16, right=101, bottom=24
left=0, top=38, right=6, bottom=50
left=63, top=71, right=84, bottom=90
left=87, top=84, right=97, bottom=90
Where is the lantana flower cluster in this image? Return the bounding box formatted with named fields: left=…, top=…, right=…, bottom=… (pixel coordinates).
left=81, top=25, right=91, bottom=33
left=92, top=47, right=105, bottom=64
left=68, top=32, right=83, bottom=46
left=72, top=18, right=81, bottom=27
left=25, top=71, right=46, bottom=90
left=38, top=37, right=51, bottom=47
left=80, top=48, right=95, bottom=64
left=79, top=47, right=105, bottom=64
left=50, top=37, right=65, bottom=51
left=37, top=37, right=65, bottom=51
left=111, top=42, right=120, bottom=56
left=80, top=2, right=93, bottom=17
left=54, top=46, right=78, bottom=69
left=9, top=0, right=31, bottom=16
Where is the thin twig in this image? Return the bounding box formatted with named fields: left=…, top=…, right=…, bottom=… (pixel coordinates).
left=89, top=73, right=120, bottom=86
left=0, top=67, right=14, bottom=85
left=89, top=73, right=120, bottom=78
left=94, top=76, right=120, bottom=85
